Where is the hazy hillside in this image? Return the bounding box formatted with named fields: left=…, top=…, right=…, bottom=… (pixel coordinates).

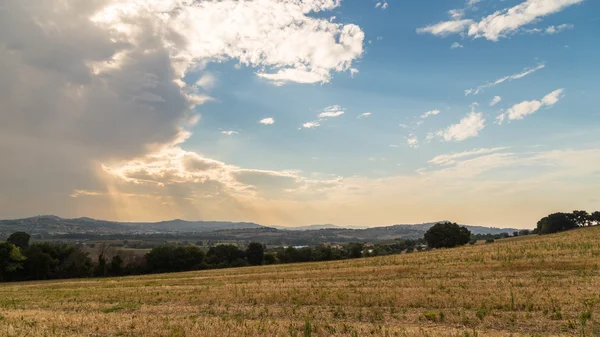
left=0, top=215, right=520, bottom=244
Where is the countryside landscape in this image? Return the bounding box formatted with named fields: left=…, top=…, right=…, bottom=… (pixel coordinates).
left=2, top=0, right=599, bottom=336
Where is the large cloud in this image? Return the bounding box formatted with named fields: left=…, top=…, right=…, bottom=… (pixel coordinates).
left=0, top=0, right=364, bottom=219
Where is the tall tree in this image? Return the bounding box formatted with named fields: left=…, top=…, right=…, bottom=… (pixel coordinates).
left=7, top=232, right=31, bottom=249
left=571, top=210, right=591, bottom=227
left=245, top=242, right=265, bottom=266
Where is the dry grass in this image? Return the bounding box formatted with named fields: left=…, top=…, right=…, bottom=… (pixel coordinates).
left=2, top=227, right=600, bottom=336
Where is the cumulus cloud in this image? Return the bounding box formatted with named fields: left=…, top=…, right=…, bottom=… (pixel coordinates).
left=497, top=89, right=564, bottom=124
left=490, top=96, right=502, bottom=106
left=418, top=0, right=583, bottom=41
left=358, top=112, right=372, bottom=119
left=421, top=109, right=441, bottom=119
left=435, top=111, right=486, bottom=142
left=466, top=63, right=545, bottom=95
left=259, top=118, right=275, bottom=125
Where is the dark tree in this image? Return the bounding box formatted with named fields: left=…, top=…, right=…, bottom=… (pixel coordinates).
left=536, top=213, right=578, bottom=234
left=592, top=211, right=600, bottom=226
left=571, top=210, right=591, bottom=227
left=245, top=242, right=265, bottom=266
left=206, top=245, right=245, bottom=267
left=145, top=246, right=206, bottom=273
left=109, top=255, right=125, bottom=276
left=346, top=243, right=364, bottom=259
left=424, top=222, right=471, bottom=249
left=263, top=253, right=277, bottom=265
left=7, top=232, right=31, bottom=249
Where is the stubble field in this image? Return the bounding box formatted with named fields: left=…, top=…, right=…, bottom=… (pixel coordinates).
left=2, top=227, right=600, bottom=336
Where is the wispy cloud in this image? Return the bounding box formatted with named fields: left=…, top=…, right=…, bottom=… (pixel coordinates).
left=465, top=63, right=545, bottom=95
left=497, top=89, right=564, bottom=124
left=259, top=118, right=275, bottom=125
left=451, top=42, right=464, bottom=49
left=428, top=147, right=510, bottom=166
left=418, top=0, right=583, bottom=41
left=358, top=112, right=372, bottom=119
left=221, top=130, right=239, bottom=135
left=527, top=23, right=574, bottom=35
left=421, top=109, right=441, bottom=119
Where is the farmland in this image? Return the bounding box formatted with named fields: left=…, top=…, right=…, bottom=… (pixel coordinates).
left=1, top=227, right=600, bottom=336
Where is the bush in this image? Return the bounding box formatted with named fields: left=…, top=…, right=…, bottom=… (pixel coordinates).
left=424, top=222, right=472, bottom=249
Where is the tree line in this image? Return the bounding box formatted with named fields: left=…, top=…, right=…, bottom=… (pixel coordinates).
left=0, top=232, right=426, bottom=282
left=536, top=210, right=600, bottom=235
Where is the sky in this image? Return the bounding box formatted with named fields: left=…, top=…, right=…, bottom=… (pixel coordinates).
left=0, top=0, right=599, bottom=229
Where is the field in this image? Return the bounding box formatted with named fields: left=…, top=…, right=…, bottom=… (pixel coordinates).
left=1, top=227, right=600, bottom=336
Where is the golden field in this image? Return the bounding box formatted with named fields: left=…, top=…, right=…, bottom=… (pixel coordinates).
left=2, top=227, right=600, bottom=336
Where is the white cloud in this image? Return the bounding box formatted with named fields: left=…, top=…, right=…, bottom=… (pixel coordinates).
left=358, top=112, right=372, bottom=119
left=497, top=89, right=564, bottom=124
left=417, top=19, right=474, bottom=37
left=419, top=0, right=583, bottom=41
left=465, top=63, right=545, bottom=95
left=302, top=121, right=321, bottom=129
left=421, top=109, right=441, bottom=119
left=259, top=118, right=275, bottom=125
left=490, top=96, right=502, bottom=106
left=468, top=0, right=583, bottom=41
left=407, top=135, right=419, bottom=148
left=429, top=147, right=510, bottom=166
left=382, top=3, right=389, bottom=9
left=451, top=42, right=464, bottom=49
left=545, top=23, right=574, bottom=34
left=467, top=0, right=482, bottom=6
left=221, top=131, right=239, bottom=136
left=318, top=105, right=345, bottom=118
left=436, top=111, right=486, bottom=142
left=399, top=124, right=408, bottom=128
left=389, top=144, right=399, bottom=148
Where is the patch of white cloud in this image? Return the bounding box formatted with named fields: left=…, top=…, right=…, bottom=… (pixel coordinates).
left=407, top=135, right=419, bottom=148
left=490, top=96, right=502, bottom=106
left=465, top=63, right=545, bottom=95
left=259, top=118, right=275, bottom=125
left=302, top=121, right=321, bottom=129
left=318, top=105, right=345, bottom=118
left=435, top=111, right=486, bottom=142
left=221, top=130, right=239, bottom=136
left=417, top=19, right=475, bottom=37
left=358, top=112, right=372, bottom=119
left=497, top=89, right=564, bottom=124
left=451, top=42, right=464, bottom=49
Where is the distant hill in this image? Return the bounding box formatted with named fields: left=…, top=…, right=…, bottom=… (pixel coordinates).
left=0, top=216, right=521, bottom=244
left=0, top=215, right=263, bottom=235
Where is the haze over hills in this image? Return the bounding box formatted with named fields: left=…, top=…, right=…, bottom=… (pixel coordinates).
left=0, top=215, right=521, bottom=244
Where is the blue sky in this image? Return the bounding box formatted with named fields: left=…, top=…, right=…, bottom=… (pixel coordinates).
left=1, top=0, right=599, bottom=228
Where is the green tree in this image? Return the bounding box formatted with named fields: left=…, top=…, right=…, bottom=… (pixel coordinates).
left=424, top=222, right=471, bottom=249
left=0, top=242, right=26, bottom=281
left=7, top=232, right=31, bottom=249
left=245, top=242, right=265, bottom=266
left=536, top=213, right=578, bottom=234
